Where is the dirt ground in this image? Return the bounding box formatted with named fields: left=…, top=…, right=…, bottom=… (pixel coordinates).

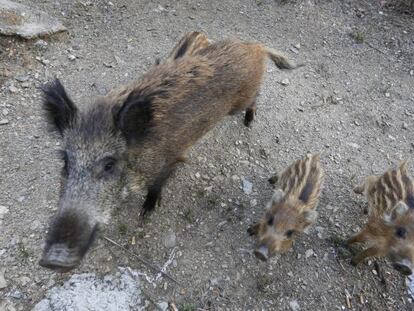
left=0, top=0, right=413, bottom=310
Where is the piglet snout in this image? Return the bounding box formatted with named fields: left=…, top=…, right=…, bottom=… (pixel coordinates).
left=254, top=245, right=269, bottom=261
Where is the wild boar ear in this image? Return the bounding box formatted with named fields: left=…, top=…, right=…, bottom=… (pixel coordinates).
left=42, top=79, right=77, bottom=135
left=113, top=91, right=153, bottom=144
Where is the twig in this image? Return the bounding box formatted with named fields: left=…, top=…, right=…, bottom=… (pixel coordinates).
left=345, top=289, right=352, bottom=309
left=103, top=236, right=181, bottom=285
left=366, top=42, right=388, bottom=56
left=374, top=261, right=387, bottom=289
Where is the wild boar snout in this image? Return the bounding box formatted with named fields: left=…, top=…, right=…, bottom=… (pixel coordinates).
left=39, top=210, right=99, bottom=272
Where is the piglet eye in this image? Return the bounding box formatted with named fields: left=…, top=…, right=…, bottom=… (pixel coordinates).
left=286, top=230, right=295, bottom=238
left=396, top=227, right=407, bottom=239
left=266, top=213, right=274, bottom=226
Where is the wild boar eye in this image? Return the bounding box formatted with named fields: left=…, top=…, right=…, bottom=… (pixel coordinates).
left=103, top=158, right=116, bottom=173
left=285, top=230, right=295, bottom=238
left=396, top=227, right=407, bottom=239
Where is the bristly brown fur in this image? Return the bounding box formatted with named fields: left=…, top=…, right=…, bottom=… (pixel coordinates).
left=40, top=32, right=302, bottom=269
left=347, top=161, right=414, bottom=272
left=250, top=154, right=323, bottom=257
left=164, top=31, right=211, bottom=63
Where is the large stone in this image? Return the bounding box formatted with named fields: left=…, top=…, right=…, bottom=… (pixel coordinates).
left=0, top=0, right=67, bottom=39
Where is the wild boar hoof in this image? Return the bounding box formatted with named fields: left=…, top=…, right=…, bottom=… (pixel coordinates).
left=350, top=257, right=359, bottom=266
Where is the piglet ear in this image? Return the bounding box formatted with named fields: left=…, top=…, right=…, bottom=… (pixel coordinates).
left=113, top=90, right=154, bottom=144
left=42, top=79, right=77, bottom=135
left=302, top=210, right=318, bottom=234
left=272, top=189, right=285, bottom=203
left=266, top=189, right=285, bottom=209
left=303, top=210, right=318, bottom=224
left=393, top=201, right=409, bottom=219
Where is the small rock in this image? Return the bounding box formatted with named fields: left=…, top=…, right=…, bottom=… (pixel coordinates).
left=289, top=300, right=300, bottom=311
left=0, top=268, right=7, bottom=289
left=34, top=39, right=48, bottom=48
left=2, top=109, right=9, bottom=116
left=403, top=122, right=408, bottom=130
left=10, top=290, right=23, bottom=299
left=9, top=86, right=18, bottom=93
left=347, top=142, right=360, bottom=149
left=305, top=249, right=314, bottom=258
left=195, top=172, right=201, bottom=179
left=19, top=276, right=31, bottom=286
left=294, top=43, right=301, bottom=50
left=410, top=70, right=414, bottom=76
left=68, top=54, right=76, bottom=61
left=0, top=206, right=9, bottom=219
left=156, top=301, right=168, bottom=311
left=280, top=78, right=290, bottom=86
left=385, top=92, right=390, bottom=98
left=15, top=75, right=29, bottom=82
left=0, top=0, right=67, bottom=39
left=250, top=199, right=257, bottom=207
left=290, top=47, right=299, bottom=54
left=21, top=82, right=30, bottom=88
left=163, top=231, right=176, bottom=248
left=0, top=119, right=9, bottom=125
left=241, top=177, right=253, bottom=195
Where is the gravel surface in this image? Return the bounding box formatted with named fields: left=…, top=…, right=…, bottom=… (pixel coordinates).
left=0, top=0, right=413, bottom=310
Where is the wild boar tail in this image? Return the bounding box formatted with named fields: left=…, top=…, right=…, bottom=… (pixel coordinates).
left=265, top=47, right=304, bottom=70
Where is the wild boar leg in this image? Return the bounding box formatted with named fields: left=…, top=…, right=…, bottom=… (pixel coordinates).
left=247, top=223, right=260, bottom=236
left=244, top=100, right=257, bottom=127
left=140, top=164, right=177, bottom=218
left=351, top=246, right=381, bottom=266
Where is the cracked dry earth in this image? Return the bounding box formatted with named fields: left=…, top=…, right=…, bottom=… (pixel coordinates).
left=0, top=0, right=414, bottom=310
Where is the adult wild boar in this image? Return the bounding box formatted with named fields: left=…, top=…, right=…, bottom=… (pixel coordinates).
left=39, top=32, right=301, bottom=271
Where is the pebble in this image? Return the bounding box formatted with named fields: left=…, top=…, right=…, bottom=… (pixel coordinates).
left=289, top=300, right=300, bottom=311
left=0, top=206, right=9, bottom=219
left=9, top=86, right=18, bottom=93
left=163, top=231, right=176, bottom=248
left=347, top=142, right=360, bottom=149
left=403, top=122, right=408, bottom=130
left=10, top=290, right=23, bottom=299
left=0, top=268, right=7, bottom=289
left=305, top=249, right=314, bottom=258
left=15, top=75, right=29, bottom=82
left=280, top=78, right=290, bottom=86
left=241, top=177, right=253, bottom=195
left=68, top=54, right=76, bottom=61
left=19, top=276, right=31, bottom=286
left=156, top=301, right=168, bottom=311
left=34, top=39, right=48, bottom=48
left=2, top=109, right=9, bottom=116
left=0, top=119, right=9, bottom=125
